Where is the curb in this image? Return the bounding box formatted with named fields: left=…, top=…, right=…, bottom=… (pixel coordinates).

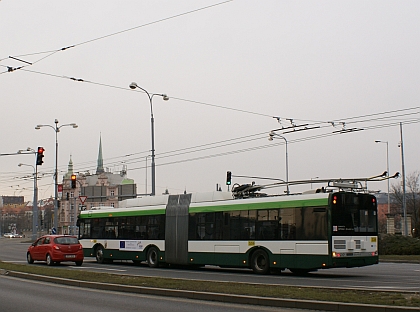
left=2, top=270, right=418, bottom=312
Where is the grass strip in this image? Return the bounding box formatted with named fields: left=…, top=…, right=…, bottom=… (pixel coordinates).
left=0, top=261, right=419, bottom=307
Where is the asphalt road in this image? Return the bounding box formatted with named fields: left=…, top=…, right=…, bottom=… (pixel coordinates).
left=1, top=237, right=419, bottom=293
left=0, top=275, right=317, bottom=312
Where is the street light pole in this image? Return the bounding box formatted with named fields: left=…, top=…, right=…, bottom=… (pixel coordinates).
left=375, top=140, right=390, bottom=214
left=129, top=82, right=169, bottom=196
left=18, top=162, right=38, bottom=241
left=54, top=121, right=58, bottom=233
left=399, top=123, right=408, bottom=236
left=145, top=155, right=151, bottom=195
left=269, top=131, right=289, bottom=194
left=35, top=119, right=78, bottom=233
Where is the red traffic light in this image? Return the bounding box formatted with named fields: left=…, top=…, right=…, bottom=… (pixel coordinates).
left=36, top=146, right=45, bottom=166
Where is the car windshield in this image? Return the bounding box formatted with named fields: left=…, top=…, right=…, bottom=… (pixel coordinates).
left=54, top=237, right=79, bottom=244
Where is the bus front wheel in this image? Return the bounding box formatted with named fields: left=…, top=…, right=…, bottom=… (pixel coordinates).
left=95, top=245, right=105, bottom=264
left=147, top=247, right=159, bottom=268
left=251, top=249, right=270, bottom=274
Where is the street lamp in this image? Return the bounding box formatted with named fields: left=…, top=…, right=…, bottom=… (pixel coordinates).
left=18, top=162, right=38, bottom=241
left=129, top=82, right=169, bottom=196
left=268, top=131, right=289, bottom=194
left=35, top=119, right=78, bottom=233
left=375, top=140, right=390, bottom=215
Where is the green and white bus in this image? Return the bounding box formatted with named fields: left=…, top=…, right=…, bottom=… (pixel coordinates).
left=77, top=182, right=379, bottom=274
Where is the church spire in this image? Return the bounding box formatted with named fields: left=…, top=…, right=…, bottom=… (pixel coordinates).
left=68, top=154, right=74, bottom=174
left=64, top=154, right=74, bottom=179
left=96, top=134, right=105, bottom=174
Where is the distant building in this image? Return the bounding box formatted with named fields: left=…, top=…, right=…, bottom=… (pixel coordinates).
left=0, top=195, right=24, bottom=207
left=0, top=200, right=29, bottom=235
left=59, top=135, right=137, bottom=234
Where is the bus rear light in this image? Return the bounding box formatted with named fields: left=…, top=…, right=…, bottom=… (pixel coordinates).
left=322, top=263, right=326, bottom=267
left=332, top=252, right=341, bottom=257
left=371, top=251, right=378, bottom=256
left=332, top=196, right=337, bottom=204
left=273, top=261, right=277, bottom=265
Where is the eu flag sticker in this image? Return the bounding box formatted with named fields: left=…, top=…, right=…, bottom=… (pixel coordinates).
left=120, top=241, right=125, bottom=248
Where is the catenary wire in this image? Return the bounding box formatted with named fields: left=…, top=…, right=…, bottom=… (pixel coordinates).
left=1, top=1, right=234, bottom=71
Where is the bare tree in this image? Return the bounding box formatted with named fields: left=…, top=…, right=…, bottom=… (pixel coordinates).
left=390, top=171, right=420, bottom=237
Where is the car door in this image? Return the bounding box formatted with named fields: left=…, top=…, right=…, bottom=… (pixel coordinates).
left=31, top=237, right=45, bottom=260
left=40, top=237, right=51, bottom=260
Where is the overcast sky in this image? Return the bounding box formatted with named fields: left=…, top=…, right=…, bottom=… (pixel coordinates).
left=1, top=0, right=419, bottom=201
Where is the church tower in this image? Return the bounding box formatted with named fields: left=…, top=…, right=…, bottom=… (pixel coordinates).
left=64, top=155, right=74, bottom=179
left=96, top=134, right=105, bottom=174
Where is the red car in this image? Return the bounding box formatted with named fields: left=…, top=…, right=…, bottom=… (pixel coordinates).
left=27, top=235, right=84, bottom=266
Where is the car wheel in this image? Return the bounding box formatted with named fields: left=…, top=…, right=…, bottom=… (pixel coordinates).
left=95, top=245, right=105, bottom=264
left=27, top=252, right=34, bottom=264
left=147, top=247, right=159, bottom=268
left=46, top=254, right=55, bottom=266
left=75, top=261, right=83, bottom=266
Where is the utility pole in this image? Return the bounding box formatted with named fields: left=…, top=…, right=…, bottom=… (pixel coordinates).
left=400, top=122, right=408, bottom=236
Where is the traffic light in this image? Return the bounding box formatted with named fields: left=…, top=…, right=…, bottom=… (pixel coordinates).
left=36, top=147, right=45, bottom=166
left=226, top=171, right=232, bottom=185
left=71, top=174, right=76, bottom=189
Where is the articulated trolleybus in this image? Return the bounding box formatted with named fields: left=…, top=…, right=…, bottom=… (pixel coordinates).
left=77, top=175, right=384, bottom=274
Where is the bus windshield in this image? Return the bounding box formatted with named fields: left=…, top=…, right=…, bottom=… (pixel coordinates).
left=331, top=192, right=377, bottom=235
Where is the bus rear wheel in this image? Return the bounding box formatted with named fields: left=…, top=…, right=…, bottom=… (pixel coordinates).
left=147, top=247, right=159, bottom=268
left=251, top=249, right=270, bottom=274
